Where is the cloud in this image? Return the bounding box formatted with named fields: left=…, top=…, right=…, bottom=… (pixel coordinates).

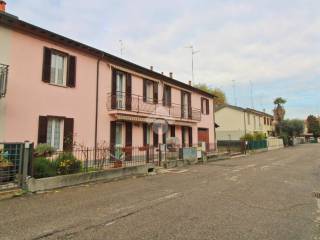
left=8, top=0, right=320, bottom=118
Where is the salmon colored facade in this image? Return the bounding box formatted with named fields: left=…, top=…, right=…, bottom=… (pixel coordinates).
left=0, top=11, right=215, bottom=150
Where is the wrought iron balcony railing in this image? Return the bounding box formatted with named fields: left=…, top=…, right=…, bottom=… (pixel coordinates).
left=107, top=92, right=201, bottom=121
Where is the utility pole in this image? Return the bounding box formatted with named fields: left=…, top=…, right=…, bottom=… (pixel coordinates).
left=186, top=45, right=200, bottom=85
left=232, top=80, right=237, bottom=106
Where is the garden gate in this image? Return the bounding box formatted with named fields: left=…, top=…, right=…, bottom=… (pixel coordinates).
left=0, top=142, right=32, bottom=190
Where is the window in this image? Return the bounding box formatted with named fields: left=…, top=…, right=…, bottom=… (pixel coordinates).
left=143, top=79, right=158, bottom=104
left=42, top=47, right=76, bottom=88
left=163, top=85, right=171, bottom=107
left=201, top=98, right=209, bottom=115
left=0, top=64, right=8, bottom=98
left=46, top=118, right=64, bottom=150
left=181, top=92, right=190, bottom=119
left=116, top=71, right=126, bottom=109
left=254, top=116, right=256, bottom=129
left=50, top=53, right=67, bottom=86
left=247, top=113, right=250, bottom=125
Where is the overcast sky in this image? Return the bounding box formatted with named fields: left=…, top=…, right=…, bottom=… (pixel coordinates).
left=8, top=0, right=320, bottom=119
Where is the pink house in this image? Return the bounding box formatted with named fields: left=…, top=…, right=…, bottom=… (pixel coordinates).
left=0, top=4, right=216, bottom=151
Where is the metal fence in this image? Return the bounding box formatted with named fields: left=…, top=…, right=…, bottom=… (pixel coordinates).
left=31, top=146, right=160, bottom=179
left=0, top=143, right=24, bottom=190
left=247, top=140, right=268, bottom=150
left=217, top=140, right=246, bottom=154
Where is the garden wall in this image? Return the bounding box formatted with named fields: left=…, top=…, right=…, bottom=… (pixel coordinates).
left=26, top=164, right=154, bottom=192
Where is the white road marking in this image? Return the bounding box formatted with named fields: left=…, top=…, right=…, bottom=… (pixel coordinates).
left=105, top=221, right=115, bottom=227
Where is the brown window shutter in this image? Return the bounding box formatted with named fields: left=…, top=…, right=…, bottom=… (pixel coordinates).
left=170, top=125, right=175, bottom=137
left=111, top=69, right=117, bottom=109
left=201, top=98, right=204, bottom=114
left=42, top=47, right=51, bottom=83
left=125, top=122, right=132, bottom=147
left=143, top=123, right=148, bottom=146
left=63, top=118, right=74, bottom=151
left=168, top=86, right=172, bottom=107
left=153, top=130, right=159, bottom=147
left=125, top=122, right=133, bottom=161
left=188, top=93, right=192, bottom=119
left=153, top=82, right=158, bottom=104
left=110, top=121, right=116, bottom=147
left=162, top=125, right=166, bottom=144
left=38, top=116, right=48, bottom=144
left=181, top=126, right=185, bottom=146
left=188, top=127, right=193, bottom=147
left=181, top=91, right=184, bottom=118
left=143, top=79, right=147, bottom=102
left=67, top=55, right=76, bottom=88
left=206, top=99, right=209, bottom=115
left=125, top=73, right=132, bottom=110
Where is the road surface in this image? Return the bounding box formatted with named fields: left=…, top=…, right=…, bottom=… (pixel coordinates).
left=1, top=144, right=319, bottom=240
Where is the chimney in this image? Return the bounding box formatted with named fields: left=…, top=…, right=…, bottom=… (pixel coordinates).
left=0, top=1, right=6, bottom=12
left=169, top=72, right=173, bottom=78
left=188, top=81, right=192, bottom=86
left=150, top=66, right=153, bottom=71
left=161, top=72, right=164, bottom=75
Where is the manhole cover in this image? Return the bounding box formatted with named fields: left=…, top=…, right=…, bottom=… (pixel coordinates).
left=313, top=192, right=320, bottom=199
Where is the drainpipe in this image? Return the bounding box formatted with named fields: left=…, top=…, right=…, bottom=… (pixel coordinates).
left=94, top=54, right=104, bottom=160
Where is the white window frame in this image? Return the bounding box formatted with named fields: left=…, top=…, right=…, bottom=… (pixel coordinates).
left=50, top=52, right=68, bottom=86
left=116, top=72, right=126, bottom=109
left=46, top=118, right=64, bottom=150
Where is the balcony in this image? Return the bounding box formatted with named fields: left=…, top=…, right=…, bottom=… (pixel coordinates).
left=107, top=92, right=201, bottom=121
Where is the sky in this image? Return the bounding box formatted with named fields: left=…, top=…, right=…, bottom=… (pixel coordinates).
left=7, top=0, right=320, bottom=119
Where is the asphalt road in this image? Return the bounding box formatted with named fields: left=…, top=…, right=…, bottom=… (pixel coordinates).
left=1, top=144, right=320, bottom=240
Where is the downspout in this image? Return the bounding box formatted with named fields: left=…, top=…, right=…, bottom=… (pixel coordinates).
left=94, top=54, right=104, bottom=160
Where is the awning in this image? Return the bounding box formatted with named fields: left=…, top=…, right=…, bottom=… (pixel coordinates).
left=115, top=114, right=195, bottom=127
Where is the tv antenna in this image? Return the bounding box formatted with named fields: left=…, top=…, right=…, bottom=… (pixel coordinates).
left=186, top=45, right=200, bottom=85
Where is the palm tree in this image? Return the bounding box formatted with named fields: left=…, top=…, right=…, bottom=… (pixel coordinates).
left=273, top=97, right=287, bottom=135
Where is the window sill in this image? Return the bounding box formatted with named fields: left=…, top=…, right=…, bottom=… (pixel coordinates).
left=47, top=83, right=69, bottom=88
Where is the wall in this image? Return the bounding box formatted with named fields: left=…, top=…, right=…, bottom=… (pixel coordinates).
left=0, top=26, right=12, bottom=141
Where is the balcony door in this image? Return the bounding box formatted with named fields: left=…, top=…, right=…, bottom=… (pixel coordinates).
left=112, top=69, right=132, bottom=110
left=181, top=91, right=191, bottom=119
left=116, top=72, right=126, bottom=109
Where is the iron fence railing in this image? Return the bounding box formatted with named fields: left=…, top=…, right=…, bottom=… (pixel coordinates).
left=31, top=146, right=160, bottom=179
left=107, top=92, right=201, bottom=121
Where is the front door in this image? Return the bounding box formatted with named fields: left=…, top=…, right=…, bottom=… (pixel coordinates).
left=198, top=128, right=209, bottom=150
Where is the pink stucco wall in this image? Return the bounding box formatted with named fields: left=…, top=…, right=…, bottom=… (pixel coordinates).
left=0, top=26, right=215, bottom=147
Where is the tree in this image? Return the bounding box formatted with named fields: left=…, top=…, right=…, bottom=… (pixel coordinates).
left=273, top=97, right=287, bottom=136
left=279, top=119, right=304, bottom=137
left=193, top=83, right=227, bottom=105
left=306, top=115, right=320, bottom=137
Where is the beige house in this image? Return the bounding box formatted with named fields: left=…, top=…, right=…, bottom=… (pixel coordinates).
left=215, top=105, right=274, bottom=140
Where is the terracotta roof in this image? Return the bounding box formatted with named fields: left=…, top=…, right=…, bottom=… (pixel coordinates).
left=215, top=104, right=273, bottom=118
left=0, top=12, right=215, bottom=99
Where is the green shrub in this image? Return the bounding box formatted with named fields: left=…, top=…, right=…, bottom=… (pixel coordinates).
left=240, top=133, right=254, bottom=141
left=55, top=152, right=82, bottom=175
left=34, top=144, right=56, bottom=157
left=253, top=132, right=267, bottom=140
left=280, top=133, right=289, bottom=146
left=33, top=157, right=57, bottom=178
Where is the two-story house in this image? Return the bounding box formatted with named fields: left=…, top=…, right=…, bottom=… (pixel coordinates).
left=0, top=3, right=215, bottom=151
left=215, top=104, right=274, bottom=140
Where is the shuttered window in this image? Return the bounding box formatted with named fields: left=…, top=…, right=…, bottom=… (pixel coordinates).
left=42, top=47, right=76, bottom=88
left=38, top=116, right=74, bottom=151
left=163, top=85, right=171, bottom=107
left=201, top=98, right=209, bottom=115
left=143, top=79, right=158, bottom=104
